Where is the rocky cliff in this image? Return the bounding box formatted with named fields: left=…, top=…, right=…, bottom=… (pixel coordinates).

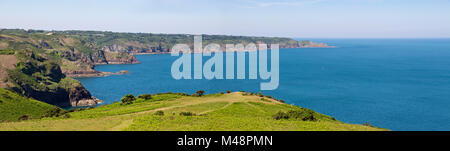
left=4, top=50, right=102, bottom=107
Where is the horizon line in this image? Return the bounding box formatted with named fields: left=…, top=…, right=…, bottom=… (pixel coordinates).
left=2, top=27, right=449, bottom=40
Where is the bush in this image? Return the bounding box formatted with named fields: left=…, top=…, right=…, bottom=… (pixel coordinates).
left=179, top=112, right=195, bottom=116
left=257, top=92, right=264, bottom=97
left=18, top=115, right=31, bottom=121
left=272, top=111, right=289, bottom=120
left=177, top=93, right=190, bottom=96
left=287, top=110, right=316, bottom=121
left=42, top=108, right=68, bottom=118
left=62, top=114, right=71, bottom=118
left=138, top=94, right=152, bottom=100
left=226, top=90, right=231, bottom=93
left=272, top=109, right=317, bottom=121
left=121, top=94, right=136, bottom=105
left=196, top=90, right=205, bottom=96
left=218, top=92, right=224, bottom=94
left=68, top=108, right=86, bottom=112
left=154, top=111, right=164, bottom=116
left=265, top=95, right=273, bottom=99
left=191, top=93, right=199, bottom=97
left=279, top=100, right=285, bottom=103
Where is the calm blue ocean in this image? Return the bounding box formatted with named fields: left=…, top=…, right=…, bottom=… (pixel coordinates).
left=77, top=39, right=450, bottom=131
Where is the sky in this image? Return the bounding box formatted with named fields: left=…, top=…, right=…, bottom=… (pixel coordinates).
left=1, top=0, right=450, bottom=38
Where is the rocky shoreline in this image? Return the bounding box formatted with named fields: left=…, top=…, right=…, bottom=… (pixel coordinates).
left=66, top=70, right=130, bottom=78
left=64, top=44, right=334, bottom=78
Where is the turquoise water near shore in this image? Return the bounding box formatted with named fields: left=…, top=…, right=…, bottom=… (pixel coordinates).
left=77, top=39, right=450, bottom=131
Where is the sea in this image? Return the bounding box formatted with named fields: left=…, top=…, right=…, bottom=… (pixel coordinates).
left=77, top=38, right=450, bottom=131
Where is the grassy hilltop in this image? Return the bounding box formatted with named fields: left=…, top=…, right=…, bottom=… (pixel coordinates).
left=0, top=91, right=385, bottom=131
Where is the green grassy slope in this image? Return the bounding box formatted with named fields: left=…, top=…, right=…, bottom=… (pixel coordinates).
left=0, top=92, right=387, bottom=131
left=0, top=88, right=59, bottom=122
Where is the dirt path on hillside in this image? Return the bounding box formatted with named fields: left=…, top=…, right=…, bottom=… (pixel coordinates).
left=115, top=93, right=280, bottom=118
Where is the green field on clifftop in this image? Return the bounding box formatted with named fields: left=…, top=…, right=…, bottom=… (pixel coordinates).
left=0, top=92, right=386, bottom=131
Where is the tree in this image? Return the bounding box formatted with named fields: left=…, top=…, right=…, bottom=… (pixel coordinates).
left=121, top=94, right=136, bottom=105
left=196, top=90, right=205, bottom=96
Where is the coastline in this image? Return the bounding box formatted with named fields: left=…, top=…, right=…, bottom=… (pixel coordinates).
left=67, top=45, right=335, bottom=78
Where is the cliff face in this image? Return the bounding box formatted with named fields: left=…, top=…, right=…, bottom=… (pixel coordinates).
left=68, top=84, right=102, bottom=106
left=5, top=50, right=102, bottom=107
left=56, top=45, right=139, bottom=77
left=98, top=40, right=331, bottom=54
left=102, top=44, right=169, bottom=54
left=11, top=82, right=102, bottom=107
left=102, top=51, right=140, bottom=64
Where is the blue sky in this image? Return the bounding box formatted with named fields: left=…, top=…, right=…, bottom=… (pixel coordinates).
left=1, top=0, right=449, bottom=38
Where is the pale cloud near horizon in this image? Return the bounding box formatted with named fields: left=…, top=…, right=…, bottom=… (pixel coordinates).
left=253, top=0, right=324, bottom=7
left=237, top=0, right=325, bottom=8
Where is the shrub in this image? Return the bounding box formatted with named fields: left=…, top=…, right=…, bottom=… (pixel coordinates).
left=18, top=115, right=31, bottom=121
left=121, top=94, right=136, bottom=105
left=42, top=108, right=68, bottom=118
left=68, top=108, right=86, bottom=112
left=191, top=93, right=199, bottom=97
left=138, top=94, right=152, bottom=100
left=287, top=110, right=316, bottom=121
left=62, top=114, right=71, bottom=118
left=226, top=90, right=231, bottom=93
left=257, top=92, right=264, bottom=97
left=177, top=93, right=190, bottom=96
left=218, top=92, right=224, bottom=94
left=154, top=111, right=164, bottom=116
left=265, top=95, right=273, bottom=99
left=272, top=111, right=289, bottom=120
left=179, top=112, right=195, bottom=116
left=272, top=109, right=317, bottom=121
left=279, top=100, right=285, bottom=103
left=196, top=90, right=205, bottom=96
